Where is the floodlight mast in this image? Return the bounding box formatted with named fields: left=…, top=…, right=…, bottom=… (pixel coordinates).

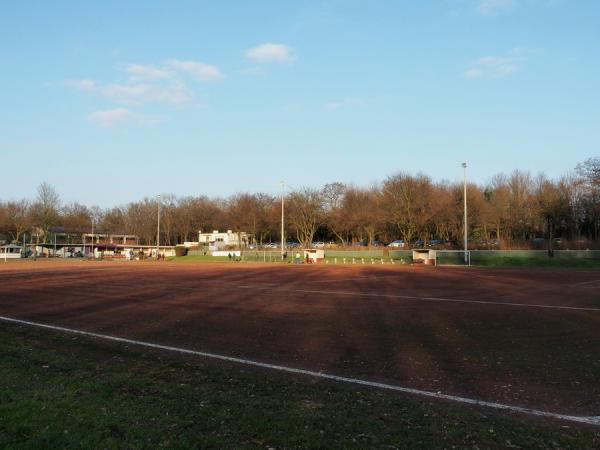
left=91, top=218, right=94, bottom=259
left=462, top=162, right=468, bottom=264
left=157, top=194, right=161, bottom=260
left=280, top=181, right=285, bottom=260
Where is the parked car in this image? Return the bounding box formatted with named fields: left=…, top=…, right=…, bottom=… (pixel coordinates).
left=312, top=242, right=325, bottom=248
left=387, top=240, right=405, bottom=248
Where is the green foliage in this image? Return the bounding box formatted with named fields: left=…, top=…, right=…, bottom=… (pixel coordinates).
left=174, top=246, right=188, bottom=257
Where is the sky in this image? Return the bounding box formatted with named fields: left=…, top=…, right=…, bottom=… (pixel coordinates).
left=1, top=0, right=599, bottom=207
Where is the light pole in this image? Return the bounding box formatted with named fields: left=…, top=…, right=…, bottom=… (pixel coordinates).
left=280, top=181, right=285, bottom=260
left=91, top=219, right=94, bottom=259
left=156, top=194, right=161, bottom=260
left=462, top=162, right=468, bottom=264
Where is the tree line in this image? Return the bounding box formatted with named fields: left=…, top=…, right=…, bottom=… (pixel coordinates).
left=1, top=158, right=599, bottom=249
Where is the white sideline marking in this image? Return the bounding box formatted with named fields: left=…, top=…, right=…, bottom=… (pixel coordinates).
left=1, top=315, right=598, bottom=427
left=300, top=276, right=398, bottom=284
left=570, top=279, right=600, bottom=288
left=237, top=286, right=600, bottom=312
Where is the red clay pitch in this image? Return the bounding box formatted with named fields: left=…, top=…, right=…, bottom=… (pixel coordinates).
left=1, top=260, right=599, bottom=417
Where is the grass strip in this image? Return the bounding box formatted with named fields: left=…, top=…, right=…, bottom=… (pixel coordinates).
left=1, top=324, right=599, bottom=448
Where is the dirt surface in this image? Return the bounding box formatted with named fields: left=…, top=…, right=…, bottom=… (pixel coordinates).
left=1, top=259, right=599, bottom=418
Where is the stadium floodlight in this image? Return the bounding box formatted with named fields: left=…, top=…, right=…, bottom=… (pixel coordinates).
left=280, top=181, right=285, bottom=260
left=462, top=162, right=468, bottom=264
left=91, top=218, right=94, bottom=259
left=157, top=194, right=161, bottom=260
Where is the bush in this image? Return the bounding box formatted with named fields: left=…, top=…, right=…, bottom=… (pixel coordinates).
left=175, top=247, right=188, bottom=257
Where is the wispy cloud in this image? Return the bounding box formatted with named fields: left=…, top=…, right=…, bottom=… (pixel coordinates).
left=476, top=0, right=516, bottom=15
left=60, top=58, right=222, bottom=105
left=86, top=108, right=161, bottom=128
left=125, top=64, right=174, bottom=81
left=166, top=59, right=223, bottom=81
left=58, top=58, right=223, bottom=126
left=464, top=48, right=527, bottom=79
left=245, top=43, right=294, bottom=63
left=100, top=80, right=192, bottom=105
left=324, top=98, right=365, bottom=111
left=61, top=79, right=96, bottom=90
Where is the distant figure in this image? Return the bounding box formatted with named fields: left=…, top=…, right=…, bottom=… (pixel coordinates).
left=228, top=252, right=232, bottom=261
left=283, top=251, right=288, bottom=259
left=295, top=252, right=301, bottom=264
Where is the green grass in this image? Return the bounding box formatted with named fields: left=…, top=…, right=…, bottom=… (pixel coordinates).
left=1, top=324, right=599, bottom=449
left=168, top=254, right=230, bottom=262
left=473, top=257, right=600, bottom=268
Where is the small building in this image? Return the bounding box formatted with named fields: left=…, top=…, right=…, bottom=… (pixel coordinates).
left=198, top=230, right=249, bottom=250
left=303, top=249, right=325, bottom=263
left=412, top=249, right=436, bottom=265
left=92, top=243, right=176, bottom=259
left=0, top=244, right=23, bottom=259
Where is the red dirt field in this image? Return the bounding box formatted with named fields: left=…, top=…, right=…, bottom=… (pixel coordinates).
left=1, top=260, right=599, bottom=419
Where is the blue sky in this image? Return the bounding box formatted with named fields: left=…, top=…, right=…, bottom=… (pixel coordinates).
left=1, top=0, right=599, bottom=207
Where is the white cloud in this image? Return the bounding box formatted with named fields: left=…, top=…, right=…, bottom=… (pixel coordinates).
left=58, top=57, right=223, bottom=125
left=125, top=64, right=174, bottom=81
left=87, top=108, right=160, bottom=128
left=477, top=0, right=516, bottom=15
left=165, top=59, right=223, bottom=81
left=100, top=80, right=192, bottom=105
left=464, top=48, right=526, bottom=79
left=464, top=68, right=484, bottom=79
left=324, top=98, right=365, bottom=111
left=62, top=79, right=96, bottom=90
left=245, top=43, right=294, bottom=63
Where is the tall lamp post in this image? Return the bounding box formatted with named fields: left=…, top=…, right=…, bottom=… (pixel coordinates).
left=280, top=181, right=285, bottom=260
left=462, top=162, right=468, bottom=264
left=91, top=219, right=94, bottom=259
left=156, top=194, right=161, bottom=260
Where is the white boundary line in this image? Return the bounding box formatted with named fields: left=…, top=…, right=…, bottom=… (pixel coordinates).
left=1, top=315, right=598, bottom=427
left=300, top=276, right=395, bottom=284
left=238, top=286, right=600, bottom=312
left=569, top=279, right=600, bottom=288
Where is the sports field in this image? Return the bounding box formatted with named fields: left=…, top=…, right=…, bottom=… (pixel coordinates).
left=1, top=260, right=599, bottom=446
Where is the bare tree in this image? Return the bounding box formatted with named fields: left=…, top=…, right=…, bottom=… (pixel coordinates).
left=2, top=200, right=32, bottom=243
left=33, top=182, right=61, bottom=240
left=322, top=182, right=348, bottom=244
left=576, top=157, right=600, bottom=239
left=287, top=188, right=324, bottom=247
left=381, top=173, right=433, bottom=245
left=61, top=203, right=92, bottom=233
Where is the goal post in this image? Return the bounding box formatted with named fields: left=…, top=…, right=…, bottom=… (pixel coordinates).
left=434, top=250, right=471, bottom=266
